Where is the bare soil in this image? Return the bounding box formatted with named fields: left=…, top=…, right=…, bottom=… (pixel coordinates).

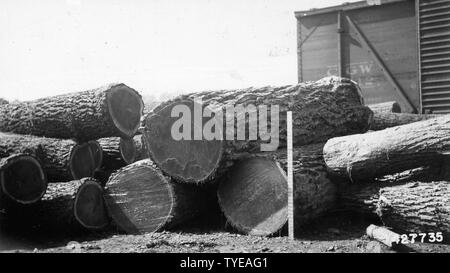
left=1, top=212, right=449, bottom=253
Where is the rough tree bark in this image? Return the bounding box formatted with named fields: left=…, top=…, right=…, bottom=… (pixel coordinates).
left=323, top=115, right=450, bottom=182
left=0, top=154, right=47, bottom=206
left=104, top=159, right=210, bottom=234
left=367, top=101, right=401, bottom=113
left=217, top=144, right=337, bottom=236
left=2, top=178, right=109, bottom=233
left=338, top=181, right=450, bottom=235
left=144, top=76, right=373, bottom=183
left=0, top=83, right=144, bottom=141
left=369, top=112, right=440, bottom=131
left=0, top=132, right=101, bottom=182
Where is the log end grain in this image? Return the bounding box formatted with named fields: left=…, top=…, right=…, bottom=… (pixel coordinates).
left=74, top=179, right=109, bottom=229
left=119, top=137, right=137, bottom=165
left=104, top=160, right=175, bottom=234
left=0, top=154, right=47, bottom=204
left=143, top=100, right=223, bottom=183
left=69, top=142, right=102, bottom=180
left=106, top=85, right=144, bottom=139
left=217, top=157, right=288, bottom=236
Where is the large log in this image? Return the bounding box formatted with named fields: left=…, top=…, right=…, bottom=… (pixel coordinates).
left=104, top=159, right=209, bottom=234
left=2, top=178, right=109, bottom=233
left=144, top=76, right=373, bottom=183
left=0, top=154, right=47, bottom=205
left=369, top=112, right=440, bottom=131
left=339, top=181, right=450, bottom=235
left=217, top=144, right=337, bottom=236
left=367, top=101, right=401, bottom=113
left=0, top=132, right=101, bottom=182
left=323, top=115, right=450, bottom=182
left=0, top=83, right=144, bottom=141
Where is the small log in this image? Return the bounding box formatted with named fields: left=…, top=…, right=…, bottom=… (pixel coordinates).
left=366, top=224, right=401, bottom=248
left=323, top=115, right=450, bottom=182
left=339, top=181, right=450, bottom=235
left=0, top=154, right=47, bottom=205
left=369, top=112, right=440, bottom=131
left=367, top=101, right=401, bottom=113
left=98, top=137, right=136, bottom=170
left=0, top=83, right=144, bottom=141
left=217, top=144, right=337, bottom=236
left=0, top=132, right=101, bottom=182
left=144, top=76, right=372, bottom=183
left=3, top=178, right=109, bottom=232
left=104, top=159, right=209, bottom=234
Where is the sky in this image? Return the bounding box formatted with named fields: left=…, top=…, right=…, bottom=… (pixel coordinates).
left=0, top=0, right=360, bottom=101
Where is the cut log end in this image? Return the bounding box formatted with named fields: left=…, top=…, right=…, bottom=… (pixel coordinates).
left=107, top=85, right=144, bottom=139
left=217, top=157, right=288, bottom=236
left=69, top=142, right=100, bottom=180
left=119, top=137, right=136, bottom=165
left=88, top=140, right=103, bottom=171
left=144, top=100, right=223, bottom=183
left=104, top=160, right=174, bottom=234
left=0, top=154, right=47, bottom=204
left=74, top=179, right=109, bottom=229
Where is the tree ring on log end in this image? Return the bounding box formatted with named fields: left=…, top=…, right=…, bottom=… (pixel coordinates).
left=144, top=100, right=223, bottom=183
left=104, top=162, right=174, bottom=234
left=69, top=143, right=97, bottom=180
left=74, top=179, right=109, bottom=229
left=88, top=140, right=103, bottom=171
left=119, top=137, right=136, bottom=165
left=217, top=157, right=288, bottom=236
left=0, top=154, right=47, bottom=204
left=107, top=85, right=144, bottom=139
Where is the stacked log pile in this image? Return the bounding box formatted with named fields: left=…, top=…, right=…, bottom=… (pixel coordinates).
left=1, top=78, right=449, bottom=244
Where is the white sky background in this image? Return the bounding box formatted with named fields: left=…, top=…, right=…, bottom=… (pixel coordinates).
left=0, top=0, right=359, bottom=101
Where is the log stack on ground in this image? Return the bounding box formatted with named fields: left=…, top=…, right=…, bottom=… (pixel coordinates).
left=2, top=178, right=109, bottom=233
left=0, top=83, right=144, bottom=141
left=104, top=159, right=210, bottom=234
left=144, top=76, right=373, bottom=184
left=0, top=132, right=102, bottom=182
left=217, top=144, right=336, bottom=236
left=0, top=154, right=47, bottom=207
left=323, top=114, right=450, bottom=182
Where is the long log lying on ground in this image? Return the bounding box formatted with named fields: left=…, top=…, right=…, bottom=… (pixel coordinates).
left=367, top=101, right=401, bottom=113
left=323, top=115, right=450, bottom=182
left=144, top=76, right=373, bottom=183
left=217, top=144, right=337, bottom=236
left=0, top=83, right=144, bottom=141
left=338, top=181, right=450, bottom=235
left=0, top=132, right=101, bottom=182
left=0, top=154, right=47, bottom=206
left=104, top=159, right=209, bottom=234
left=2, top=178, right=109, bottom=233
left=369, top=112, right=440, bottom=131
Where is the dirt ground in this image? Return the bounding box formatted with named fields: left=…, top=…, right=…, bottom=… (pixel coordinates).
left=1, top=212, right=449, bottom=253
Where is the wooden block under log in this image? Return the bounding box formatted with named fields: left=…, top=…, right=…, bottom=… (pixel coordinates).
left=217, top=144, right=337, bottom=236
left=0, top=154, right=47, bottom=206
left=0, top=83, right=144, bottom=141
left=323, top=114, right=450, bottom=182
left=339, top=181, right=450, bottom=236
left=2, top=178, right=109, bottom=233
left=0, top=132, right=102, bottom=182
left=104, top=159, right=209, bottom=234
left=367, top=101, right=401, bottom=113
left=144, top=76, right=372, bottom=184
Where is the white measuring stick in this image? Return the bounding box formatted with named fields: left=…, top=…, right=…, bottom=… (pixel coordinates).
left=287, top=111, right=294, bottom=240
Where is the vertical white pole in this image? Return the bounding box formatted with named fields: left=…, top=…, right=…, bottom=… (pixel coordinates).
left=287, top=111, right=294, bottom=240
